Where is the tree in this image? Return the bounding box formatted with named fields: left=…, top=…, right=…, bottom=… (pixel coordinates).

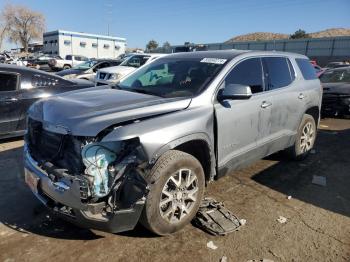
left=146, top=40, right=159, bottom=51
left=290, top=29, right=309, bottom=39
left=162, top=41, right=171, bottom=49
left=0, top=19, right=8, bottom=51
left=2, top=4, right=45, bottom=53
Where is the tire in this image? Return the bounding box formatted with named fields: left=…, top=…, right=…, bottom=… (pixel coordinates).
left=140, top=150, right=205, bottom=235
left=63, top=65, right=71, bottom=70
left=286, top=114, right=317, bottom=160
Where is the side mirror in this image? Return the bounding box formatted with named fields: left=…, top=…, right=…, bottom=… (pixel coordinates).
left=218, top=84, right=252, bottom=101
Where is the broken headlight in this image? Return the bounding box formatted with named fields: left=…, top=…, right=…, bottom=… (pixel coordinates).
left=81, top=138, right=147, bottom=199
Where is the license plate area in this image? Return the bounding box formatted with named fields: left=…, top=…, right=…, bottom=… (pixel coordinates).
left=25, top=170, right=39, bottom=194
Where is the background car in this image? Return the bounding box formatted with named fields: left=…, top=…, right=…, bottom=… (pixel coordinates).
left=48, top=55, right=89, bottom=71
left=320, top=66, right=350, bottom=117
left=325, top=61, right=350, bottom=69
left=94, top=53, right=165, bottom=86
left=0, top=64, right=93, bottom=139
left=26, top=54, right=62, bottom=71
left=55, top=59, right=123, bottom=81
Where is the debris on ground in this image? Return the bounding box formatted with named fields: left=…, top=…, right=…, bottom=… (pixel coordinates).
left=239, top=219, right=247, bottom=226
left=247, top=259, right=274, bottom=262
left=287, top=195, right=292, bottom=200
left=193, top=197, right=244, bottom=236
left=206, top=241, right=218, bottom=250
left=220, top=255, right=228, bottom=262
left=277, top=216, right=287, bottom=224
left=312, top=175, right=327, bottom=186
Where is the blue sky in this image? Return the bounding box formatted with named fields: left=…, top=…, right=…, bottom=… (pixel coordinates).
left=1, top=0, right=350, bottom=50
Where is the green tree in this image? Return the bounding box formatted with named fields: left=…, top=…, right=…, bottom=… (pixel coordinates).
left=290, top=29, right=309, bottom=39
left=146, top=39, right=159, bottom=51
left=162, top=41, right=171, bottom=49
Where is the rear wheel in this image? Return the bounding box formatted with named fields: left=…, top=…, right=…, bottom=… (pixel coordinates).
left=287, top=114, right=317, bottom=160
left=140, top=150, right=205, bottom=235
left=63, top=64, right=71, bottom=70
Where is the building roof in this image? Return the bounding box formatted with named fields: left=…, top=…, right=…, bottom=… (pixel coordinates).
left=43, top=30, right=126, bottom=42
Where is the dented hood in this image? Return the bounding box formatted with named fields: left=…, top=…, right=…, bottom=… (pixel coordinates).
left=29, top=86, right=191, bottom=136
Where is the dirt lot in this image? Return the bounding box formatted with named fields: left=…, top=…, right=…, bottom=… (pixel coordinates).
left=0, top=118, right=349, bottom=262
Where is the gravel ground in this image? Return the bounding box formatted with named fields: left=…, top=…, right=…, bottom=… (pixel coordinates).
left=0, top=118, right=349, bottom=262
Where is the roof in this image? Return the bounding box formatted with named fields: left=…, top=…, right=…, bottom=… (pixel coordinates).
left=43, top=30, right=126, bottom=42
left=164, top=50, right=307, bottom=60
left=167, top=50, right=249, bottom=59
left=0, top=64, right=53, bottom=76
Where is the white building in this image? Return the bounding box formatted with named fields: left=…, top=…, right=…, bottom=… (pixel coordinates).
left=43, top=30, right=126, bottom=59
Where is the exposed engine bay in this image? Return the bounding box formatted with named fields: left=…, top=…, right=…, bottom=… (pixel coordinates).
left=25, top=118, right=149, bottom=231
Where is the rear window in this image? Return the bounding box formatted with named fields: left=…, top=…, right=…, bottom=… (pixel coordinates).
left=296, top=58, right=317, bottom=80
left=0, top=73, right=18, bottom=91
left=263, top=57, right=294, bottom=90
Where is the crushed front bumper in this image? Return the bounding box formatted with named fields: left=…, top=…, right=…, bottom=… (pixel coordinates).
left=24, top=144, right=146, bottom=233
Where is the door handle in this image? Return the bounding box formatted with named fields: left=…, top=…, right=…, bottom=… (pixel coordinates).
left=1, top=97, right=18, bottom=103
left=298, top=93, right=305, bottom=100
left=261, top=101, right=272, bottom=108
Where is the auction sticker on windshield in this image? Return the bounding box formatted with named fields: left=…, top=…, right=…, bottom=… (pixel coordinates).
left=200, top=58, right=227, bottom=64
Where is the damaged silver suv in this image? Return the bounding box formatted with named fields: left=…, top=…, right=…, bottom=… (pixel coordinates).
left=24, top=50, right=322, bottom=235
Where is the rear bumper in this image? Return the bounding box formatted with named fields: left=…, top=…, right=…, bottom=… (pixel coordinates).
left=24, top=144, right=145, bottom=233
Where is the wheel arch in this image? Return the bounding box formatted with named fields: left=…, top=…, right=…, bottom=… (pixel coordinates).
left=151, top=133, right=216, bottom=182
left=305, top=106, right=320, bottom=126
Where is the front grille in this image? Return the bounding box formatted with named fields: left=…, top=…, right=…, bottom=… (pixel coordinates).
left=27, top=118, right=84, bottom=175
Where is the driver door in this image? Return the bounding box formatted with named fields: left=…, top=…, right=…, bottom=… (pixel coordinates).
left=214, top=57, right=273, bottom=173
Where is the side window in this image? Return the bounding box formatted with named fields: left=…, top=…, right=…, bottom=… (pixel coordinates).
left=66, top=55, right=72, bottom=60
left=295, top=58, right=317, bottom=80
left=225, top=58, right=264, bottom=94
left=263, top=57, right=293, bottom=90
left=75, top=56, right=81, bottom=61
left=0, top=73, right=18, bottom=92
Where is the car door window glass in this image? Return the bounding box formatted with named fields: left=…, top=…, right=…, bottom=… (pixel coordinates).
left=225, top=58, right=264, bottom=94
left=66, top=55, right=72, bottom=60
left=263, top=57, right=293, bottom=90
left=0, top=73, right=18, bottom=91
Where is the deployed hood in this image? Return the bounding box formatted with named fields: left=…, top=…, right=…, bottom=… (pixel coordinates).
left=29, top=86, right=191, bottom=136
left=323, top=82, right=350, bottom=95
left=99, top=65, right=136, bottom=75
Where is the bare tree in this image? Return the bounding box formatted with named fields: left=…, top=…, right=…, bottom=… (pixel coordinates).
left=2, top=4, right=45, bottom=53
left=0, top=17, right=9, bottom=51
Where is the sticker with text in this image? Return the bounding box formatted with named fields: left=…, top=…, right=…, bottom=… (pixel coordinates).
left=200, top=58, right=227, bottom=64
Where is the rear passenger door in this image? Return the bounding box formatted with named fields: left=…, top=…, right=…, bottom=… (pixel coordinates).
left=0, top=72, right=22, bottom=135
left=261, top=57, right=304, bottom=150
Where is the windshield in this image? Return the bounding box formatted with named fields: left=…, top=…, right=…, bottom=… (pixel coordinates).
left=320, top=69, right=350, bottom=83
left=72, top=60, right=98, bottom=69
left=120, top=55, right=150, bottom=68
left=118, top=57, right=228, bottom=98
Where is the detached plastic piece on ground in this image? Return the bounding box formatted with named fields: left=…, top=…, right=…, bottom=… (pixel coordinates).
left=192, top=197, right=243, bottom=236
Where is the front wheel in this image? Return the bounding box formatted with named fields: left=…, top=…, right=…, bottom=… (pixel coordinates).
left=287, top=114, right=317, bottom=160
left=63, top=65, right=71, bottom=70
left=140, top=150, right=205, bottom=235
